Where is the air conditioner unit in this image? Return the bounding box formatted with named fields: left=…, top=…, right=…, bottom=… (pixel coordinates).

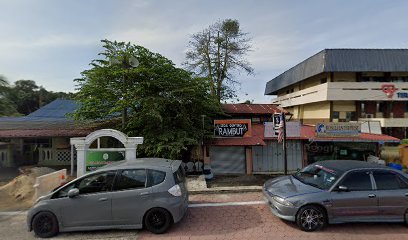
left=365, top=114, right=374, bottom=118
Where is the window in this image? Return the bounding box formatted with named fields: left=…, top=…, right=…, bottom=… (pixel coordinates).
left=115, top=169, right=146, bottom=190
left=373, top=171, right=408, bottom=190
left=339, top=171, right=372, bottom=191
left=77, top=171, right=116, bottom=194
left=54, top=171, right=116, bottom=198
left=332, top=111, right=340, bottom=119
left=147, top=169, right=166, bottom=187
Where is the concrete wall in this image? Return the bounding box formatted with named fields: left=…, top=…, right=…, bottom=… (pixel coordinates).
left=33, top=169, right=67, bottom=199
left=301, top=102, right=331, bottom=121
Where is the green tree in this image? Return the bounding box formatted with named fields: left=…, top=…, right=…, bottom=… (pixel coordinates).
left=0, top=75, right=19, bottom=116
left=2, top=79, right=73, bottom=115
left=185, top=19, right=253, bottom=101
left=74, top=40, right=221, bottom=159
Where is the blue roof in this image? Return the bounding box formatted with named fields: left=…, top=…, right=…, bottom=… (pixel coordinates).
left=0, top=99, right=79, bottom=130
left=27, top=99, right=78, bottom=119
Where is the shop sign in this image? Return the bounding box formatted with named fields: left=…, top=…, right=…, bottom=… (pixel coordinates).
left=316, top=122, right=361, bottom=137
left=214, top=119, right=251, bottom=137
left=86, top=151, right=125, bottom=172
left=381, top=84, right=408, bottom=99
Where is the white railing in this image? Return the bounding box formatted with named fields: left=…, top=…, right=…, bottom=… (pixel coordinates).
left=273, top=82, right=408, bottom=107
left=359, top=118, right=408, bottom=128
left=39, top=148, right=53, bottom=162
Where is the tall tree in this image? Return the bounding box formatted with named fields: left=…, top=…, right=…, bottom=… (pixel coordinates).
left=74, top=40, right=221, bottom=159
left=185, top=19, right=253, bottom=101
left=0, top=76, right=19, bottom=116
left=2, top=79, right=73, bottom=115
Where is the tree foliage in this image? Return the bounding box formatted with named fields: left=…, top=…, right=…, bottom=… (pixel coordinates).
left=74, top=40, right=222, bottom=159
left=185, top=19, right=253, bottom=101
left=0, top=76, right=19, bottom=116
left=1, top=79, right=73, bottom=115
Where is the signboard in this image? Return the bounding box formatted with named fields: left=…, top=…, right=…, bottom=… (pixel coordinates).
left=86, top=151, right=125, bottom=172
left=316, top=122, right=361, bottom=137
left=382, top=84, right=408, bottom=99
left=214, top=119, right=252, bottom=137
left=264, top=121, right=301, bottom=138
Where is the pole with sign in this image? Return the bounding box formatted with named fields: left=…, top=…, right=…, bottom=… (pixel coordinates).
left=274, top=113, right=288, bottom=175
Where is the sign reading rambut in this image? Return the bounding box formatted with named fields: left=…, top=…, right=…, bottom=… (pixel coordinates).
left=316, top=122, right=361, bottom=137
left=214, top=119, right=252, bottom=137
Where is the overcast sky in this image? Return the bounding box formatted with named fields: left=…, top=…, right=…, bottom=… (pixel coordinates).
left=1, top=0, right=408, bottom=103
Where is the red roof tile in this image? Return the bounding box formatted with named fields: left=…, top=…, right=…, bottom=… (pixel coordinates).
left=0, top=129, right=92, bottom=138
left=222, top=104, right=285, bottom=115
left=209, top=136, right=266, bottom=146
left=211, top=123, right=400, bottom=146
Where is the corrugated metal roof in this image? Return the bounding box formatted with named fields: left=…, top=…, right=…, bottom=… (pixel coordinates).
left=265, top=49, right=408, bottom=95
left=209, top=123, right=399, bottom=146
left=0, top=99, right=86, bottom=132
left=0, top=129, right=92, bottom=138
left=222, top=104, right=284, bottom=114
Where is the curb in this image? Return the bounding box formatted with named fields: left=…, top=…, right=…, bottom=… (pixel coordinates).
left=188, top=186, right=262, bottom=195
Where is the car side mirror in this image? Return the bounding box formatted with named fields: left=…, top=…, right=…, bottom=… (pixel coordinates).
left=68, top=188, right=79, bottom=198
left=337, top=185, right=349, bottom=192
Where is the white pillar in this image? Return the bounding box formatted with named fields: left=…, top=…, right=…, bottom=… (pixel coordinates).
left=75, top=143, right=87, bottom=177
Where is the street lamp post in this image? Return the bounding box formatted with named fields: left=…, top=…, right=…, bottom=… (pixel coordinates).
left=109, top=55, right=139, bottom=130
left=201, top=114, right=206, bottom=173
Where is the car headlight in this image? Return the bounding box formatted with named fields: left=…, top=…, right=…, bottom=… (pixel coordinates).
left=273, top=196, right=293, bottom=206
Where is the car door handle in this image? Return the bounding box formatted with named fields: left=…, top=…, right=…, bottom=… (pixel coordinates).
left=405, top=193, right=408, bottom=197
left=140, top=192, right=149, bottom=196
left=368, top=194, right=376, bottom=198
left=98, top=197, right=108, bottom=202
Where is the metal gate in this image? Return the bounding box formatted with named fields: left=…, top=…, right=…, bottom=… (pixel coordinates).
left=252, top=140, right=302, bottom=173
left=210, top=146, right=246, bottom=174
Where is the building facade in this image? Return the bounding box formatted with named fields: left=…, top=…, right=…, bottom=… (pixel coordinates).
left=265, top=49, right=408, bottom=139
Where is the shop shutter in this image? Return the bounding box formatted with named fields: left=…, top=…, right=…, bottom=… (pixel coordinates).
left=210, top=146, right=245, bottom=174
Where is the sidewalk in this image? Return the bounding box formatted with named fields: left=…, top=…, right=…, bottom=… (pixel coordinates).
left=186, top=175, right=263, bottom=194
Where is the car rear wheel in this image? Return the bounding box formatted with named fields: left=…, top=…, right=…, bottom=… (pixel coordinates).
left=144, top=208, right=173, bottom=234
left=296, top=205, right=326, bottom=232
left=32, top=211, right=59, bottom=238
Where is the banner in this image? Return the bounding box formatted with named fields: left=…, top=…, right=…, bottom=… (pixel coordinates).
left=214, top=119, right=252, bottom=137
left=86, top=151, right=125, bottom=172
left=316, top=122, right=361, bottom=137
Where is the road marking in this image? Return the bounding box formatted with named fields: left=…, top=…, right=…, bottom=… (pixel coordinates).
left=189, top=200, right=267, bottom=208
left=0, top=211, right=27, bottom=216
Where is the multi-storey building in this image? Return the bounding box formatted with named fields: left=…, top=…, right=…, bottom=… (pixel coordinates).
left=265, top=49, right=408, bottom=139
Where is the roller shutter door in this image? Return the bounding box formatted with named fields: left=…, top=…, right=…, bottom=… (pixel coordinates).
left=210, top=146, right=245, bottom=174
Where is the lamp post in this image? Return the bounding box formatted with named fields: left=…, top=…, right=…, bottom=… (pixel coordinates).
left=109, top=55, right=139, bottom=130
left=201, top=114, right=206, bottom=173
left=282, top=112, right=293, bottom=175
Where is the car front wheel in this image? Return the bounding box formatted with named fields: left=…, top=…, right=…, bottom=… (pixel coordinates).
left=32, top=211, right=59, bottom=238
left=144, top=208, right=173, bottom=234
left=296, top=205, right=326, bottom=232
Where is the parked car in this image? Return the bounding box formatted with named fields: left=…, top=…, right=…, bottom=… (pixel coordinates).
left=263, top=160, right=408, bottom=231
left=27, top=158, right=188, bottom=238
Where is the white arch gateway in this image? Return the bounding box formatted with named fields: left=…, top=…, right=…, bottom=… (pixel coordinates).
left=70, top=129, right=144, bottom=177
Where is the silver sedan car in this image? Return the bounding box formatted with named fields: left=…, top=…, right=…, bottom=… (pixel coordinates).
left=263, top=160, right=408, bottom=231
left=27, top=158, right=189, bottom=238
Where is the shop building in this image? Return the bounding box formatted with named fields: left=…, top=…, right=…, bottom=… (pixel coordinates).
left=0, top=99, right=91, bottom=168
left=265, top=49, right=408, bottom=139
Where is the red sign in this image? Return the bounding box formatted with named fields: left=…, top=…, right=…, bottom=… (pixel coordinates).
left=381, top=84, right=398, bottom=99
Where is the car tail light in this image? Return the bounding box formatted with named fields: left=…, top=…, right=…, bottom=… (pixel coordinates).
left=168, top=184, right=182, bottom=197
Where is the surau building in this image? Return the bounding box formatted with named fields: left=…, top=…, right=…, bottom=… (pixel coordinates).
left=265, top=49, right=408, bottom=139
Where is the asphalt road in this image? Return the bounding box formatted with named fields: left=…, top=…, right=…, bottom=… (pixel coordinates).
left=0, top=214, right=139, bottom=240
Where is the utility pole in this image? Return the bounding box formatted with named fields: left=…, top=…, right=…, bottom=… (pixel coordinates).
left=282, top=112, right=288, bottom=175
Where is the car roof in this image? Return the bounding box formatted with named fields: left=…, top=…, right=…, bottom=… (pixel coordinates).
left=313, top=160, right=389, bottom=175
left=98, top=158, right=181, bottom=171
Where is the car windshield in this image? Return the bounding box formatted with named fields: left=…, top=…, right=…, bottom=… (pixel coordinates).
left=293, top=164, right=339, bottom=190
